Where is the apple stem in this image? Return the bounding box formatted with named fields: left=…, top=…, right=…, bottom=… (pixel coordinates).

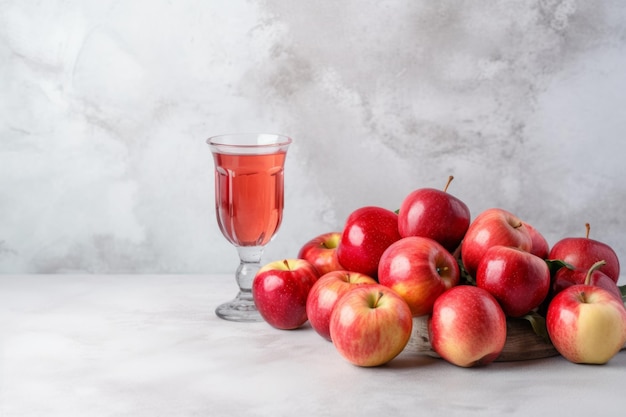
left=372, top=291, right=384, bottom=308
left=282, top=259, right=291, bottom=271
left=443, top=175, right=454, bottom=193
left=584, top=260, right=606, bottom=285
left=585, top=223, right=591, bottom=239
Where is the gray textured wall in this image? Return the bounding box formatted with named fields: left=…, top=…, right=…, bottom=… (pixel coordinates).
left=1, top=1, right=625, bottom=280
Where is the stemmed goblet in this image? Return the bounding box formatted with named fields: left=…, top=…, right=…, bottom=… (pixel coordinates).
left=207, top=133, right=292, bottom=322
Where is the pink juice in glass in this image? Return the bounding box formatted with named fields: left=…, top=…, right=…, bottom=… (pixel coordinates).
left=213, top=151, right=286, bottom=247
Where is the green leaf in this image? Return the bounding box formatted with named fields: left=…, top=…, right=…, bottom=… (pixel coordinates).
left=522, top=311, right=551, bottom=344
left=544, top=259, right=575, bottom=276
left=620, top=284, right=626, bottom=303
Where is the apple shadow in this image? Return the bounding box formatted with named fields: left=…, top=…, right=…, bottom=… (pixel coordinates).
left=383, top=352, right=442, bottom=369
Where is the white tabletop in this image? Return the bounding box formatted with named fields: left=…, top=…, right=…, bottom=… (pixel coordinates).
left=1, top=274, right=624, bottom=417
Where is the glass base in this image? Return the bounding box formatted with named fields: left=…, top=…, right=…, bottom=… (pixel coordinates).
left=215, top=292, right=263, bottom=322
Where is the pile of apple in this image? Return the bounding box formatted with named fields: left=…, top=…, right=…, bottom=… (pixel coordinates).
left=251, top=176, right=626, bottom=368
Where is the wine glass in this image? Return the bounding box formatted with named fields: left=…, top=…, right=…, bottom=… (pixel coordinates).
left=207, top=133, right=292, bottom=322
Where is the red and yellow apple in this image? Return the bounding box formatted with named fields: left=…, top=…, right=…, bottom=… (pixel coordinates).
left=252, top=259, right=319, bottom=330
left=551, top=260, right=623, bottom=303
left=546, top=283, right=626, bottom=364
left=378, top=236, right=460, bottom=316
left=461, top=208, right=532, bottom=278
left=429, top=285, right=507, bottom=367
left=306, top=270, right=377, bottom=341
left=549, top=223, right=620, bottom=283
left=397, top=176, right=471, bottom=254
left=329, top=284, right=413, bottom=367
left=297, top=232, right=345, bottom=275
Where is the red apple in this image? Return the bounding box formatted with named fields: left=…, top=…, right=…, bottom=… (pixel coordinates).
left=460, top=208, right=533, bottom=278
left=475, top=245, right=551, bottom=317
left=525, top=222, right=550, bottom=259
left=305, top=270, right=377, bottom=341
left=547, top=284, right=626, bottom=364
left=378, top=236, right=460, bottom=316
left=297, top=232, right=345, bottom=275
left=429, top=285, right=507, bottom=367
left=552, top=260, right=623, bottom=303
left=252, top=259, right=319, bottom=330
left=336, top=206, right=402, bottom=278
left=549, top=223, right=620, bottom=283
left=329, top=284, right=413, bottom=367
left=397, top=176, right=471, bottom=253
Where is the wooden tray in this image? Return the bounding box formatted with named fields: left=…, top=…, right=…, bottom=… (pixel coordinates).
left=406, top=303, right=626, bottom=362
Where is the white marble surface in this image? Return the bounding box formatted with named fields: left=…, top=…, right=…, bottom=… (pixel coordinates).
left=2, top=1, right=626, bottom=275
left=1, top=274, right=625, bottom=416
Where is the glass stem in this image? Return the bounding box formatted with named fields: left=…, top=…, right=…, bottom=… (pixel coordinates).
left=235, top=246, right=264, bottom=300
